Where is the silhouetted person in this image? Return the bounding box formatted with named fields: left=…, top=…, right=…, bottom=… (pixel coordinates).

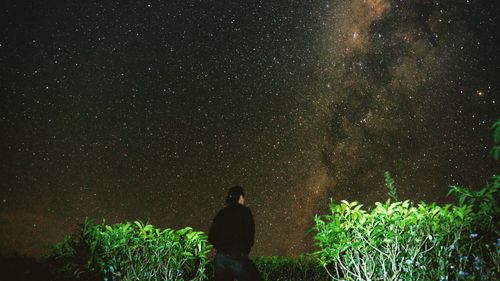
left=208, top=186, right=263, bottom=281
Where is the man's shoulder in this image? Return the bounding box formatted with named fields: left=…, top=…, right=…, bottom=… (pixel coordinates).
left=220, top=204, right=251, bottom=214
left=235, top=204, right=253, bottom=217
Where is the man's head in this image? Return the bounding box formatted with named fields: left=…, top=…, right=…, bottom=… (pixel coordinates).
left=226, top=186, right=245, bottom=205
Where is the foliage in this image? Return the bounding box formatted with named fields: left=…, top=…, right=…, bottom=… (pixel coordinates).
left=49, top=219, right=211, bottom=281
left=45, top=224, right=100, bottom=280
left=253, top=255, right=329, bottom=281
left=384, top=171, right=398, bottom=202
left=313, top=198, right=499, bottom=280
left=448, top=176, right=500, bottom=224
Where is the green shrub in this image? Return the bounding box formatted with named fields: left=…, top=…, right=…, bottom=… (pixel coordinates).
left=313, top=198, right=499, bottom=280
left=49, top=219, right=211, bottom=281
left=313, top=177, right=499, bottom=281
left=253, top=255, right=329, bottom=281
left=448, top=176, right=499, bottom=225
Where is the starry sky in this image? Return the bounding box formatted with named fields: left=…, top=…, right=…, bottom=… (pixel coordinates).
left=0, top=0, right=498, bottom=258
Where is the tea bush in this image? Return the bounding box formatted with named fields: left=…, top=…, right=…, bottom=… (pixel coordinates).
left=49, top=219, right=211, bottom=281
left=314, top=198, right=499, bottom=280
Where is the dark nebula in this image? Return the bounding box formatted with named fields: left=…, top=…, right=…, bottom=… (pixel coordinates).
left=0, top=0, right=498, bottom=257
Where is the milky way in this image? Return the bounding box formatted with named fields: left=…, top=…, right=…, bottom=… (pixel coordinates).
left=0, top=0, right=498, bottom=257
left=314, top=0, right=498, bottom=204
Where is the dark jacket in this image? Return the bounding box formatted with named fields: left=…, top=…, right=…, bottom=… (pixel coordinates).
left=208, top=203, right=255, bottom=256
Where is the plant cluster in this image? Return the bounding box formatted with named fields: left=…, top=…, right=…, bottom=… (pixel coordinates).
left=313, top=197, right=498, bottom=280
left=49, top=219, right=211, bottom=281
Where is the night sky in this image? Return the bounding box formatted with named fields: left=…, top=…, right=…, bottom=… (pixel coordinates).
left=1, top=0, right=498, bottom=258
